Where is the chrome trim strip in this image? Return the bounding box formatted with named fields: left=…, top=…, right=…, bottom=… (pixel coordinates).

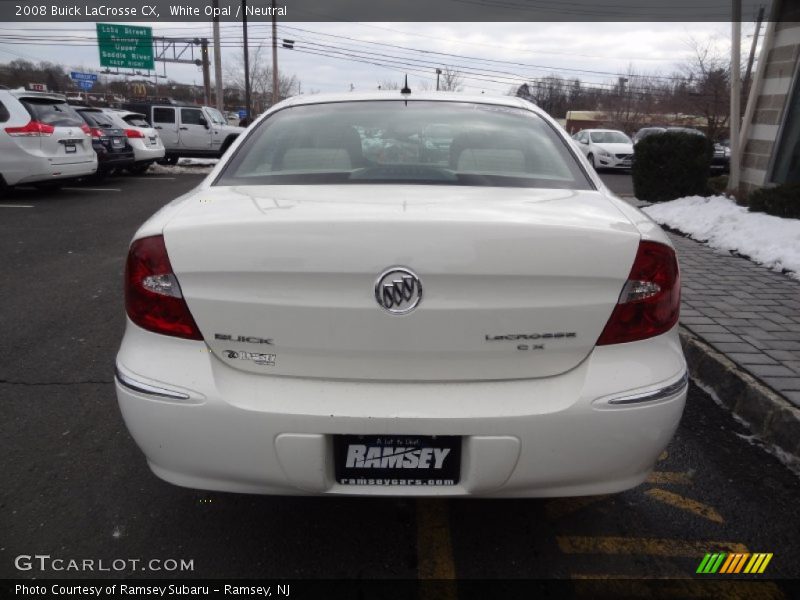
left=115, top=367, right=190, bottom=400
left=607, top=372, right=689, bottom=405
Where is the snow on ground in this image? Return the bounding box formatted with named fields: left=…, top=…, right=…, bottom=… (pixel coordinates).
left=643, top=195, right=800, bottom=280
left=149, top=158, right=218, bottom=175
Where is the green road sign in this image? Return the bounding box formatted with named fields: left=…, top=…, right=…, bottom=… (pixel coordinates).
left=96, top=23, right=154, bottom=70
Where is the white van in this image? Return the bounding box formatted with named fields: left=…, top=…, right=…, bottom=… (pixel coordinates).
left=0, top=89, right=97, bottom=190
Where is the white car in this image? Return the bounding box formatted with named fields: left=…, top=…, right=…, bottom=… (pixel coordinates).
left=573, top=129, right=634, bottom=170
left=0, top=89, right=97, bottom=190
left=102, top=109, right=165, bottom=174
left=116, top=92, right=686, bottom=497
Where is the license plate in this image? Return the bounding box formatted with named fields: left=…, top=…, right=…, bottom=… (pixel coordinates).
left=64, top=144, right=76, bottom=153
left=112, top=137, right=123, bottom=147
left=334, top=435, right=461, bottom=487
left=149, top=136, right=157, bottom=144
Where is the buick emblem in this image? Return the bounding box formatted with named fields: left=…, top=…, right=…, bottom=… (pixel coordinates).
left=374, top=267, right=422, bottom=315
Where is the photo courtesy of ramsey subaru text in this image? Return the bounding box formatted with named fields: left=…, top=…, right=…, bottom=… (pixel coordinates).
left=115, top=92, right=686, bottom=497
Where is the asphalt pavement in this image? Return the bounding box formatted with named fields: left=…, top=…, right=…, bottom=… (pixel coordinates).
left=2, top=173, right=799, bottom=589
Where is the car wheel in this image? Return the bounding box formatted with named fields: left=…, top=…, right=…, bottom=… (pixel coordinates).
left=159, top=155, right=179, bottom=166
left=128, top=163, right=151, bottom=175
left=587, top=153, right=596, bottom=169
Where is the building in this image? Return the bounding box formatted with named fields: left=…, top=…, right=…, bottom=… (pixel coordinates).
left=739, top=0, right=800, bottom=193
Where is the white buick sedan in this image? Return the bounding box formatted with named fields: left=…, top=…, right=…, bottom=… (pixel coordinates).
left=115, top=92, right=686, bottom=497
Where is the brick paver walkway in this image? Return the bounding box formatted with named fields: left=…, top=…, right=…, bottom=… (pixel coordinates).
left=669, top=233, right=800, bottom=407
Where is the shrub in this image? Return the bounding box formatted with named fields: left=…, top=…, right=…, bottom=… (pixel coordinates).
left=632, top=132, right=713, bottom=202
left=748, top=183, right=800, bottom=219
left=707, top=174, right=729, bottom=196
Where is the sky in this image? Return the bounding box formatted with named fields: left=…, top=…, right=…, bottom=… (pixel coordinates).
left=0, top=21, right=754, bottom=96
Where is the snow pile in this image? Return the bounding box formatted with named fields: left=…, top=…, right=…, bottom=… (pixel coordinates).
left=643, top=195, right=800, bottom=279
left=150, top=158, right=219, bottom=175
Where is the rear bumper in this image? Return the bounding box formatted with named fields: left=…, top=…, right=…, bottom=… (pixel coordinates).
left=130, top=141, right=166, bottom=163
left=11, top=156, right=97, bottom=185
left=596, top=154, right=632, bottom=169
left=115, top=322, right=686, bottom=497
left=96, top=150, right=135, bottom=169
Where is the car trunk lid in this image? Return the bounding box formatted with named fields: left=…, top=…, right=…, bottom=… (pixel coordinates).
left=162, top=185, right=641, bottom=381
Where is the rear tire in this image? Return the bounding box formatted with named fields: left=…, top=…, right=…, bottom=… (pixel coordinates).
left=157, top=155, right=179, bottom=166
left=128, top=163, right=151, bottom=175
left=587, top=153, right=597, bottom=170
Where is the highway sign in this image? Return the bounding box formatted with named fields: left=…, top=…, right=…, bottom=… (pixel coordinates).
left=71, top=72, right=98, bottom=82
left=78, top=80, right=95, bottom=90
left=96, top=23, right=154, bottom=70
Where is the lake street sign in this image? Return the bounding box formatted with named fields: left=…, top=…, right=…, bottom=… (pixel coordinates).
left=71, top=72, right=98, bottom=82
left=96, top=23, right=154, bottom=70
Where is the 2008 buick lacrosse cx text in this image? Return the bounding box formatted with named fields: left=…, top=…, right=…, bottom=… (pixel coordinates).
left=115, top=91, right=686, bottom=498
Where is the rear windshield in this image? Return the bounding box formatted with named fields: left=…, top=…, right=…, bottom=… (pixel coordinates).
left=215, top=101, right=592, bottom=189
left=79, top=110, right=116, bottom=128
left=20, top=98, right=84, bottom=127
left=123, top=114, right=151, bottom=128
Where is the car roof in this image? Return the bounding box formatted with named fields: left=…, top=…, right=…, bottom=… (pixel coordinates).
left=271, top=91, right=546, bottom=116
left=6, top=89, right=67, bottom=102
left=103, top=108, right=146, bottom=118
left=583, top=129, right=628, bottom=134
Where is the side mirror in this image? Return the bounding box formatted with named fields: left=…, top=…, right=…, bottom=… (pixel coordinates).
left=580, top=138, right=588, bottom=145
left=199, top=117, right=209, bottom=129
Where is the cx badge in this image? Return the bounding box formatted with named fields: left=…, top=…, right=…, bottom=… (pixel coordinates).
left=374, top=267, right=422, bottom=315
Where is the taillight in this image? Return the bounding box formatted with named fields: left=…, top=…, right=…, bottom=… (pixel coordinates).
left=596, top=241, right=680, bottom=346
left=90, top=127, right=105, bottom=139
left=5, top=120, right=55, bottom=137
left=125, top=128, right=144, bottom=138
left=125, top=235, right=203, bottom=340
left=80, top=123, right=91, bottom=136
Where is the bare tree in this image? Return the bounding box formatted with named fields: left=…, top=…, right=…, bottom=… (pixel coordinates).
left=677, top=36, right=732, bottom=140
left=378, top=80, right=399, bottom=90
left=438, top=67, right=464, bottom=92
left=224, top=46, right=300, bottom=111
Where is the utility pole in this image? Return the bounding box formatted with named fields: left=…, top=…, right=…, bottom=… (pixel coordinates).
left=743, top=5, right=765, bottom=99
left=212, top=0, right=224, bottom=112
left=729, top=0, right=742, bottom=194
left=436, top=68, right=442, bottom=91
left=242, top=0, right=251, bottom=120
left=201, top=38, right=211, bottom=105
left=271, top=0, right=279, bottom=106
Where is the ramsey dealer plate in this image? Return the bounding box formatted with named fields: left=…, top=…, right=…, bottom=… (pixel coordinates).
left=334, top=435, right=461, bottom=487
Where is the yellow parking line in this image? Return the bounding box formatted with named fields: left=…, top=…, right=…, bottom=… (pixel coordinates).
left=545, top=495, right=608, bottom=520
left=416, top=499, right=457, bottom=580
left=557, top=536, right=748, bottom=557
left=645, top=489, right=724, bottom=523
left=646, top=471, right=693, bottom=485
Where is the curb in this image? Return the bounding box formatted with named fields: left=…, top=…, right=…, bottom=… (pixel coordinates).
left=680, top=327, right=800, bottom=471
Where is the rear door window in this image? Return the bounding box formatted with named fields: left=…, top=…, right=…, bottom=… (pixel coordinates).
left=19, top=98, right=83, bottom=127
left=0, top=100, right=9, bottom=123
left=153, top=107, right=175, bottom=124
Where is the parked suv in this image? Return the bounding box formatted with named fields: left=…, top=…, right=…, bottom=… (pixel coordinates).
left=122, top=101, right=243, bottom=164
left=0, top=89, right=97, bottom=191
left=102, top=108, right=165, bottom=174
left=74, top=107, right=135, bottom=177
